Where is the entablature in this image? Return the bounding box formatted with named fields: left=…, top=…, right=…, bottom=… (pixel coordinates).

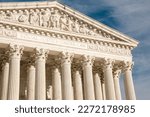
left=0, top=25, right=132, bottom=62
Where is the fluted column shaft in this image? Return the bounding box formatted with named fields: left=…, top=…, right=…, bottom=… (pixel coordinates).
left=94, top=73, right=103, bottom=100
left=1, top=58, right=9, bottom=100
left=101, top=80, right=106, bottom=100
left=52, top=67, right=62, bottom=100
left=7, top=44, right=23, bottom=100
left=27, top=63, right=35, bottom=100
left=61, top=52, right=73, bottom=100
left=103, top=59, right=115, bottom=100
left=35, top=48, right=48, bottom=100
left=123, top=62, right=136, bottom=100
left=82, top=55, right=95, bottom=100
left=73, top=70, right=83, bottom=100
left=113, top=70, right=122, bottom=100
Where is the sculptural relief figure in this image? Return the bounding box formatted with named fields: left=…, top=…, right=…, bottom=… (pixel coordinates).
left=87, top=28, right=98, bottom=36
left=79, top=24, right=87, bottom=34
left=71, top=19, right=80, bottom=33
left=29, top=9, right=40, bottom=26
left=12, top=10, right=19, bottom=21
left=5, top=10, right=13, bottom=20
left=84, top=24, right=91, bottom=35
left=18, top=10, right=29, bottom=24
left=17, top=10, right=23, bottom=21
left=66, top=16, right=73, bottom=31
left=40, top=9, right=51, bottom=27
left=91, top=28, right=99, bottom=36
left=60, top=14, right=69, bottom=31
left=0, top=11, right=6, bottom=20
left=50, top=9, right=60, bottom=29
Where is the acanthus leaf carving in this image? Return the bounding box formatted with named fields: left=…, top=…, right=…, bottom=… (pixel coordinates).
left=82, top=55, right=95, bottom=66
left=122, top=61, right=134, bottom=72
left=8, top=44, right=24, bottom=58
left=102, top=58, right=115, bottom=70
left=35, top=48, right=49, bottom=61
left=113, top=69, right=121, bottom=79
left=60, top=51, right=74, bottom=64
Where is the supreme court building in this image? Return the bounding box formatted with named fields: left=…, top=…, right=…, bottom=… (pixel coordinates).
left=0, top=1, right=138, bottom=100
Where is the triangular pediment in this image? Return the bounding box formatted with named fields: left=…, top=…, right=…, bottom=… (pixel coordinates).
left=0, top=1, right=138, bottom=47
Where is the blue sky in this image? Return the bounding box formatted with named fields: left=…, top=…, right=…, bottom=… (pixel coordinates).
left=0, top=0, right=150, bottom=99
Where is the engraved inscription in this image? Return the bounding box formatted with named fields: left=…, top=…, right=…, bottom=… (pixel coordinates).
left=0, top=28, right=17, bottom=37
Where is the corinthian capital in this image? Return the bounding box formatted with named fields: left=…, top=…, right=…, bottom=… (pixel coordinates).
left=72, top=59, right=82, bottom=69
left=60, top=52, right=74, bottom=64
left=1, top=54, right=9, bottom=63
left=122, top=61, right=134, bottom=72
left=35, top=48, right=49, bottom=60
left=82, top=55, right=95, bottom=66
left=113, top=69, right=121, bottom=79
left=0, top=54, right=9, bottom=71
left=26, top=56, right=35, bottom=68
left=8, top=44, right=24, bottom=58
left=102, top=58, right=115, bottom=70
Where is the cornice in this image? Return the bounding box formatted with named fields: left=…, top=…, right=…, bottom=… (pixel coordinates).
left=0, top=1, right=57, bottom=9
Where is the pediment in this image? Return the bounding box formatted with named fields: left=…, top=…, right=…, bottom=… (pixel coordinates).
left=0, top=1, right=138, bottom=47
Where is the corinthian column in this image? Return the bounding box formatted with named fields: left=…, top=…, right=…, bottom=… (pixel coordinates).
left=27, top=59, right=35, bottom=100
left=1, top=56, right=9, bottom=100
left=35, top=48, right=49, bottom=100
left=7, top=44, right=24, bottom=100
left=82, top=55, right=95, bottom=100
left=52, top=66, right=62, bottom=100
left=113, top=69, right=122, bottom=100
left=101, top=78, right=106, bottom=100
left=103, top=59, right=115, bottom=100
left=73, top=65, right=83, bottom=100
left=123, top=61, right=136, bottom=100
left=61, top=52, right=74, bottom=100
left=93, top=73, right=103, bottom=100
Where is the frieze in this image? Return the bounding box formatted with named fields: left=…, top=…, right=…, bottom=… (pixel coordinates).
left=0, top=7, right=117, bottom=40
left=0, top=28, right=131, bottom=56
